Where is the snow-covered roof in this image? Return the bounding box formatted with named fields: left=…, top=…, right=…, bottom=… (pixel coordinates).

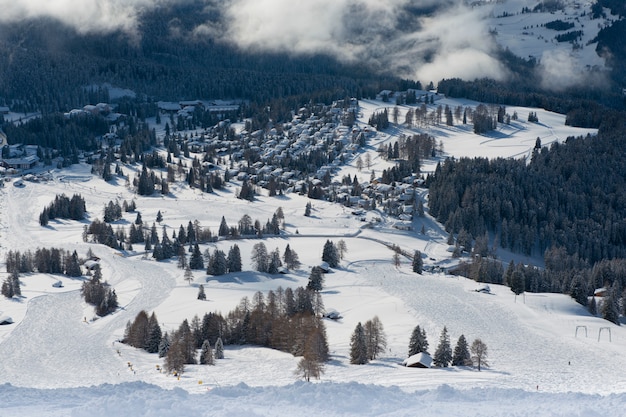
left=0, top=316, right=14, bottom=325
left=402, top=352, right=432, bottom=368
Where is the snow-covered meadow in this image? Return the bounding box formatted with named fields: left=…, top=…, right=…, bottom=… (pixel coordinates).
left=0, top=98, right=624, bottom=416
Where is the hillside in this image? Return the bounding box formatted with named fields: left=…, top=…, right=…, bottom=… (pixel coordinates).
left=1, top=97, right=625, bottom=416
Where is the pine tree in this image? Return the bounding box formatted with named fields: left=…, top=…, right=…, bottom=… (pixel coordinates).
left=434, top=327, right=452, bottom=367
left=307, top=266, right=324, bottom=292
left=412, top=250, right=424, bottom=274
left=589, top=296, right=598, bottom=315
left=283, top=244, right=301, bottom=270
left=184, top=266, right=194, bottom=284
left=601, top=283, right=621, bottom=325
left=207, top=249, right=228, bottom=275
left=2, top=276, right=15, bottom=298
left=227, top=244, right=242, bottom=272
left=146, top=312, right=162, bottom=354
left=304, top=201, right=312, bottom=217
left=156, top=210, right=163, bottom=223
left=349, top=322, right=369, bottom=365
left=569, top=273, right=589, bottom=306
left=452, top=334, right=472, bottom=366
left=214, top=337, right=224, bottom=359
left=189, top=244, right=204, bottom=270
left=218, top=216, right=229, bottom=237
left=267, top=248, right=282, bottom=274
left=200, top=340, right=214, bottom=365
left=408, top=325, right=429, bottom=356
left=158, top=333, right=170, bottom=358
left=197, top=284, right=206, bottom=300
left=322, top=240, right=339, bottom=268
left=509, top=269, right=525, bottom=302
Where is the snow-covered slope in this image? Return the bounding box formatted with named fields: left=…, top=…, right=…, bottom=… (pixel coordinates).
left=0, top=98, right=622, bottom=416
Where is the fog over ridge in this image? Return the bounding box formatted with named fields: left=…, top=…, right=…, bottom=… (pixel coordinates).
left=0, top=0, right=604, bottom=88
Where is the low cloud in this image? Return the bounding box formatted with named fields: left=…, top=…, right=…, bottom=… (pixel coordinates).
left=0, top=0, right=165, bottom=36
left=218, top=0, right=508, bottom=84
left=4, top=0, right=605, bottom=88
left=538, top=49, right=609, bottom=92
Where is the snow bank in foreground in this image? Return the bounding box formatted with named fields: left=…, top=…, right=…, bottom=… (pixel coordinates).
left=0, top=382, right=621, bottom=417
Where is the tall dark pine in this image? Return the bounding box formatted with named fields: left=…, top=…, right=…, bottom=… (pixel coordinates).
left=283, top=244, right=301, bottom=270
left=408, top=325, right=429, bottom=356
left=189, top=244, right=204, bottom=270
left=412, top=250, right=423, bottom=274
left=227, top=244, right=242, bottom=272
left=322, top=240, right=339, bottom=268
left=218, top=216, right=229, bottom=237
left=433, top=327, right=452, bottom=367
left=452, top=334, right=472, bottom=366
left=349, top=322, right=369, bottom=365
left=197, top=284, right=206, bottom=300
left=146, top=312, right=162, bottom=354
left=307, top=266, right=324, bottom=292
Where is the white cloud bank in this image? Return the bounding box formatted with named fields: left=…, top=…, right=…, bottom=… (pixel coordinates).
left=217, top=0, right=508, bottom=83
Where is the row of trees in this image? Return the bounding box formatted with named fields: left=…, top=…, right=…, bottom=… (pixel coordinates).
left=124, top=286, right=329, bottom=375
left=39, top=194, right=86, bottom=226
left=5, top=248, right=82, bottom=277
left=407, top=325, right=489, bottom=371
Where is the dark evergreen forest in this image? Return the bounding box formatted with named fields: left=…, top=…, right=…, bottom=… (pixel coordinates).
left=427, top=112, right=626, bottom=265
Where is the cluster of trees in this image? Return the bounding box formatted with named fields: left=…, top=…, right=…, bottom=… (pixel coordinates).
left=349, top=316, right=387, bottom=364
left=407, top=325, right=488, bottom=370
left=368, top=109, right=389, bottom=130
left=554, top=30, right=584, bottom=43
left=1, top=273, right=21, bottom=299
left=248, top=242, right=301, bottom=275
left=81, top=266, right=118, bottom=317
left=39, top=194, right=86, bottom=226
left=544, top=19, right=575, bottom=31
left=322, top=239, right=347, bottom=268
left=124, top=286, right=329, bottom=376
left=5, top=248, right=82, bottom=277
left=217, top=208, right=285, bottom=238
left=377, top=133, right=438, bottom=179
left=101, top=199, right=137, bottom=223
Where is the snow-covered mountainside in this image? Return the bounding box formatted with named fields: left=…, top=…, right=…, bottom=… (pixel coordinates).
left=0, top=95, right=624, bottom=416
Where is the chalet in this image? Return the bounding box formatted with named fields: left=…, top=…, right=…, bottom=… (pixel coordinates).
left=1, top=155, right=39, bottom=170
left=0, top=106, right=9, bottom=115
left=323, top=309, right=342, bottom=320
left=403, top=352, right=433, bottom=368
left=84, top=260, right=100, bottom=271
left=475, top=284, right=492, bottom=294
left=594, top=287, right=608, bottom=298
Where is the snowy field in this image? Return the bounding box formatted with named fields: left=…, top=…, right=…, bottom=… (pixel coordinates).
left=1, top=98, right=624, bottom=416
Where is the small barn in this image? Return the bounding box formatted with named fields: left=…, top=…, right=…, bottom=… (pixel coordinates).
left=402, top=352, right=433, bottom=368
left=0, top=316, right=14, bottom=325
left=84, top=260, right=100, bottom=271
